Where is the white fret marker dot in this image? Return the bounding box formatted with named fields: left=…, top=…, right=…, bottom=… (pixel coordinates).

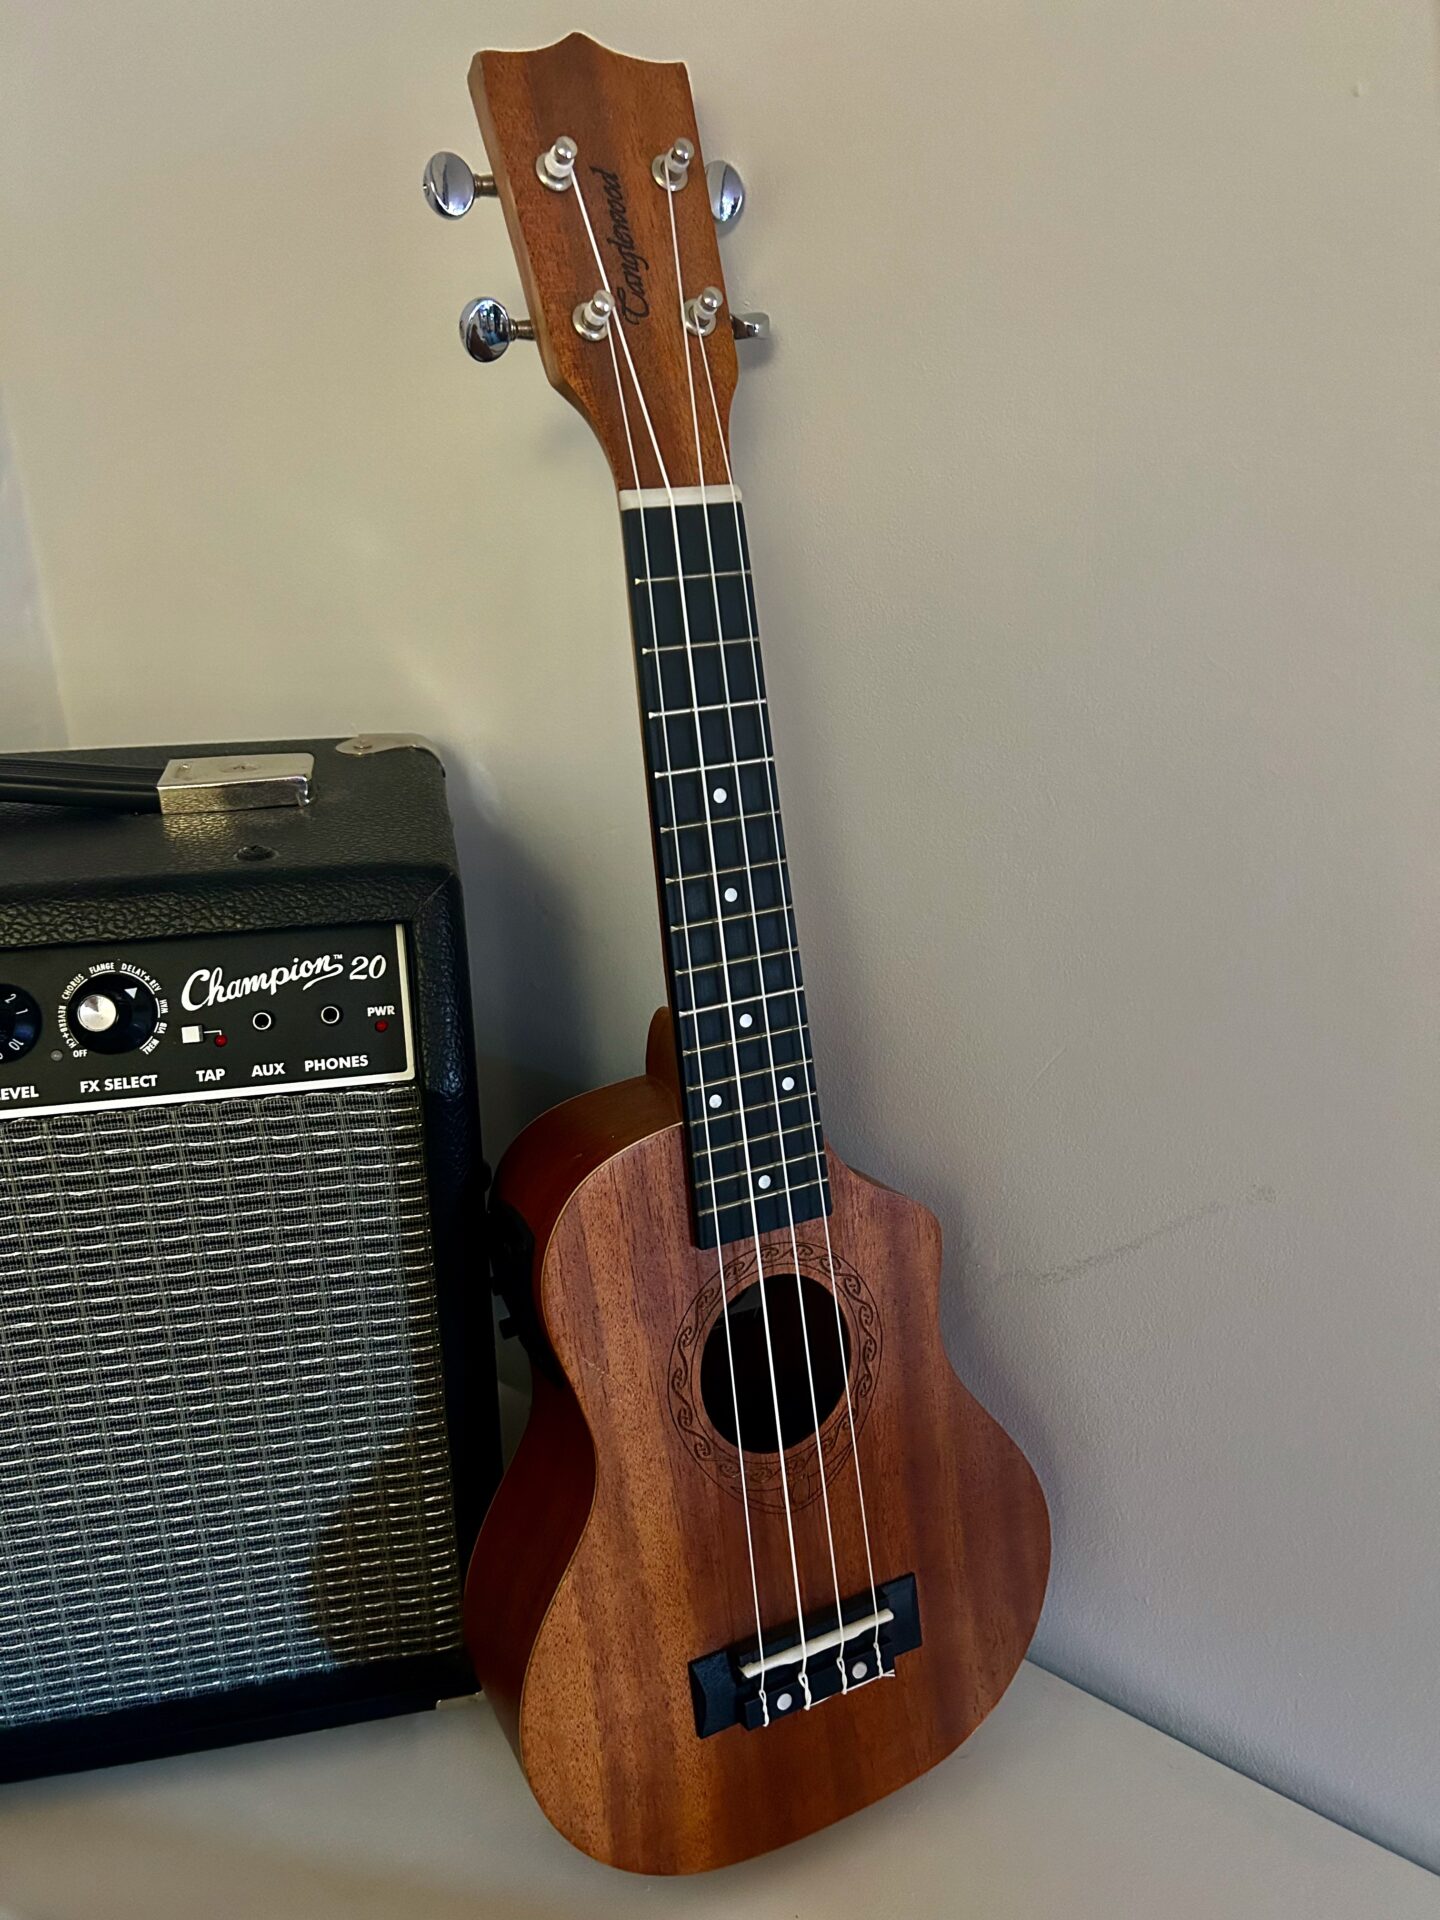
left=758, top=1174, right=772, bottom=1190
left=723, top=887, right=738, bottom=903
left=738, top=1014, right=753, bottom=1029
left=775, top=1691, right=793, bottom=1713
left=708, top=1093, right=722, bottom=1109
left=781, top=1076, right=795, bottom=1092
left=712, top=787, right=728, bottom=804
left=852, top=1660, right=869, bottom=1680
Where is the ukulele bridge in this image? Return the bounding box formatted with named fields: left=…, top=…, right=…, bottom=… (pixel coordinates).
left=689, top=1572, right=921, bottom=1737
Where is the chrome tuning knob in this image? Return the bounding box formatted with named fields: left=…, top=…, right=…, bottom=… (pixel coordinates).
left=424, top=151, right=496, bottom=219
left=730, top=311, right=771, bottom=342
left=706, top=160, right=746, bottom=229
left=459, top=297, right=534, bottom=362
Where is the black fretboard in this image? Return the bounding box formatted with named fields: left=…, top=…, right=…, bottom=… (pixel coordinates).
left=620, top=492, right=832, bottom=1251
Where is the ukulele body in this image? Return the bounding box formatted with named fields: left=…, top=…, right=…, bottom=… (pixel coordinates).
left=466, top=1015, right=1050, bottom=1874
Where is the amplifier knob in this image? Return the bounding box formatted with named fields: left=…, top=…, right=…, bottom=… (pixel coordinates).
left=65, top=975, right=159, bottom=1055
left=0, top=986, right=42, bottom=1064
left=75, top=992, right=120, bottom=1035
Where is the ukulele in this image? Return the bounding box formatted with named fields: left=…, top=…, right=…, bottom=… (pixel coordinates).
left=438, top=34, right=1051, bottom=1874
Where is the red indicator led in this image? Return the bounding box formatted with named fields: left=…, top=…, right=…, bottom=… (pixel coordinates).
left=374, top=1018, right=390, bottom=1033
left=214, top=1034, right=228, bottom=1048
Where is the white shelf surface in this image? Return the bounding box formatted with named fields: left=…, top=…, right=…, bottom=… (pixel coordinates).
left=0, top=1663, right=1433, bottom=1918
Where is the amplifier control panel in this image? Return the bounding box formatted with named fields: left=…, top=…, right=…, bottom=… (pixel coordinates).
left=0, top=923, right=414, bottom=1119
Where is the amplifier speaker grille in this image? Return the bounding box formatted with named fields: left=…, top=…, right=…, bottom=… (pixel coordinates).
left=0, top=1084, right=462, bottom=1729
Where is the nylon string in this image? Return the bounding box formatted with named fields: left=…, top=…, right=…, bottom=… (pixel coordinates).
left=665, top=184, right=854, bottom=1690
left=623, top=171, right=815, bottom=1706
left=695, top=328, right=889, bottom=1683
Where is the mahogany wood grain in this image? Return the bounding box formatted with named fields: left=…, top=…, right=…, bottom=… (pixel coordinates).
left=465, top=1022, right=1051, bottom=1875
left=470, top=34, right=737, bottom=491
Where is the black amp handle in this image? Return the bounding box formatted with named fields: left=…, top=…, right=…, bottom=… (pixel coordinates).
left=0, top=753, right=315, bottom=815
left=0, top=758, right=165, bottom=812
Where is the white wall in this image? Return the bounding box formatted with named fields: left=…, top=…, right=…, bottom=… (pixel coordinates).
left=0, top=407, right=65, bottom=749
left=3, top=0, right=1437, bottom=1871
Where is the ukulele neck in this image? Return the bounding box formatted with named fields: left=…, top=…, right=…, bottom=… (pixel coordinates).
left=620, top=485, right=831, bottom=1250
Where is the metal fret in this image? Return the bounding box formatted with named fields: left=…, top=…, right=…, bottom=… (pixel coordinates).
left=687, top=1078, right=822, bottom=1120
left=668, top=901, right=795, bottom=930
left=652, top=754, right=775, bottom=782
left=664, top=853, right=787, bottom=874
left=703, top=1167, right=830, bottom=1203
left=679, top=1029, right=814, bottom=1059
left=633, top=568, right=752, bottom=585
left=696, top=1167, right=825, bottom=1212
left=658, top=811, right=787, bottom=839
left=689, top=1112, right=824, bottom=1163
left=687, top=1064, right=815, bottom=1107
left=668, top=913, right=802, bottom=944
left=641, top=635, right=761, bottom=656
left=695, top=1139, right=827, bottom=1180
left=645, top=698, right=765, bottom=720
left=698, top=1178, right=827, bottom=1219
left=697, top=1173, right=831, bottom=1222
left=671, top=944, right=801, bottom=979
left=704, top=1143, right=813, bottom=1179
left=674, top=984, right=806, bottom=1019
left=685, top=1029, right=812, bottom=1063
left=693, top=1156, right=823, bottom=1197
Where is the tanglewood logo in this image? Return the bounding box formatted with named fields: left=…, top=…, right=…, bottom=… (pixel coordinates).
left=590, top=165, right=649, bottom=322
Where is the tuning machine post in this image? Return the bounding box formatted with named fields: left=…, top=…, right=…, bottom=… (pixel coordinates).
left=423, top=152, right=497, bottom=219
left=653, top=137, right=695, bottom=192
left=573, top=289, right=615, bottom=344
left=536, top=136, right=578, bottom=192
left=684, top=286, right=724, bottom=338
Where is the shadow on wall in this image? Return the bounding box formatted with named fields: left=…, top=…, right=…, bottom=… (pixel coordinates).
left=943, top=1202, right=1065, bottom=1522
left=0, top=400, right=66, bottom=750
left=440, top=751, right=594, bottom=1154
left=757, top=706, right=1067, bottom=1558
left=432, top=748, right=601, bottom=1402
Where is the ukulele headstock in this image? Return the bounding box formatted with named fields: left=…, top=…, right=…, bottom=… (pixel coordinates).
left=448, top=33, right=741, bottom=491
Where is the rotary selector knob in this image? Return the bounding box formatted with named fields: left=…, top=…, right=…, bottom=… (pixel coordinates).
left=0, top=986, right=42, bottom=1064
left=65, top=973, right=160, bottom=1056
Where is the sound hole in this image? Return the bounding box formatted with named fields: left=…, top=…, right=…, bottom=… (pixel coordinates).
left=700, top=1277, right=851, bottom=1455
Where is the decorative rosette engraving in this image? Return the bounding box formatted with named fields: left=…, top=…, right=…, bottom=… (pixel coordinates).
left=667, top=1241, right=882, bottom=1512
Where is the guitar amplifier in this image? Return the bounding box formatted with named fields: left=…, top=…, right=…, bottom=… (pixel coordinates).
left=0, top=736, right=500, bottom=1780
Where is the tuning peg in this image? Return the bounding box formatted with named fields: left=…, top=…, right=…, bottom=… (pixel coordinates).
left=684, top=286, right=725, bottom=338
left=706, top=160, right=746, bottom=230
left=730, top=311, right=770, bottom=342
left=573, top=289, right=615, bottom=343
left=423, top=151, right=497, bottom=219
left=653, top=138, right=695, bottom=193
left=459, top=297, right=534, bottom=362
